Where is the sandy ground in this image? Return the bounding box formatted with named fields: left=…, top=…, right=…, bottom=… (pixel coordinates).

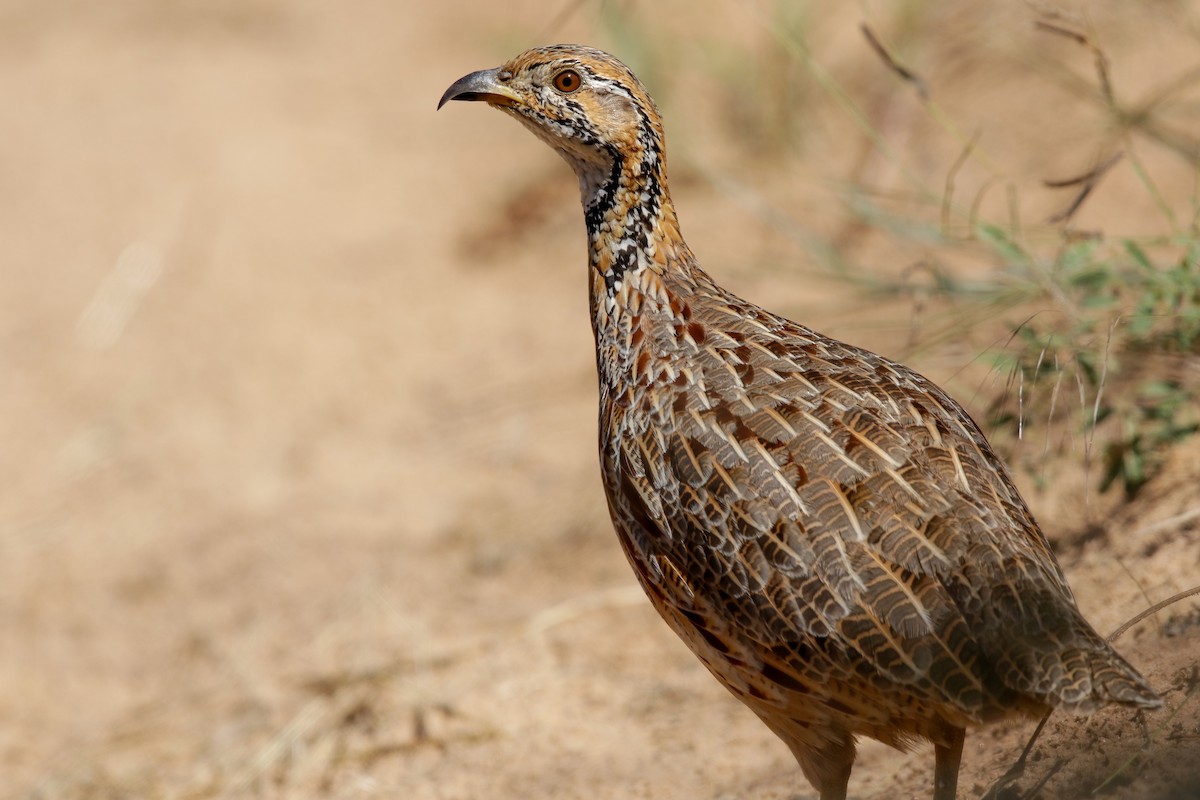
left=3, top=2, right=1199, bottom=798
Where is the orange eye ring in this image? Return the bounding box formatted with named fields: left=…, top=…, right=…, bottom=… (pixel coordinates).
left=552, top=69, right=582, bottom=93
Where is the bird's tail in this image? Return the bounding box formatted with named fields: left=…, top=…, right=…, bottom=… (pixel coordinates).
left=1018, top=614, right=1161, bottom=713
left=975, top=585, right=1162, bottom=713
left=1059, top=632, right=1162, bottom=712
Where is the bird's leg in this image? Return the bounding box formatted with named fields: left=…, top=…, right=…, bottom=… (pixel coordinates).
left=788, top=731, right=853, bottom=800
left=807, top=738, right=853, bottom=800
left=818, top=772, right=849, bottom=800
left=933, top=728, right=965, bottom=800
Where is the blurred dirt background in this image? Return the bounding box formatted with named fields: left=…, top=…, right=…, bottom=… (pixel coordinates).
left=3, top=1, right=1199, bottom=798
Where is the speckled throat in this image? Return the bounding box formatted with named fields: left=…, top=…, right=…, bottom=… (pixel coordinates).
left=580, top=103, right=684, bottom=294
left=578, top=105, right=697, bottom=400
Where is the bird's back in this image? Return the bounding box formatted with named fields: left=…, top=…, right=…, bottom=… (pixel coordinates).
left=599, top=258, right=1159, bottom=749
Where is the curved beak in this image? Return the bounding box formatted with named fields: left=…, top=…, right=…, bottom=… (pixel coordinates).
left=437, top=68, right=522, bottom=110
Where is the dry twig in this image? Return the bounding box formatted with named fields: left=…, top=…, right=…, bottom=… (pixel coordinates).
left=861, top=24, right=930, bottom=100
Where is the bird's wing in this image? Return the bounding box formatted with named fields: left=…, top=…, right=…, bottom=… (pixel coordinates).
left=611, top=309, right=1150, bottom=714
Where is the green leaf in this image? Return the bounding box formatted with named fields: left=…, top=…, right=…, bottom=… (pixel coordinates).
left=977, top=223, right=1028, bottom=264
left=1124, top=239, right=1155, bottom=272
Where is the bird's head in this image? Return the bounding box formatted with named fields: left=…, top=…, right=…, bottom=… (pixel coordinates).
left=438, top=45, right=666, bottom=198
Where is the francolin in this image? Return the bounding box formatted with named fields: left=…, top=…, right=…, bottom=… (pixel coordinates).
left=438, top=45, right=1160, bottom=800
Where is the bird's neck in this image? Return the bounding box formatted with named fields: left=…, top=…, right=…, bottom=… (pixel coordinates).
left=576, top=138, right=692, bottom=330
left=573, top=137, right=704, bottom=395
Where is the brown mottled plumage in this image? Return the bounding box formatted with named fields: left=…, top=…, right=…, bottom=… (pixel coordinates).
left=439, top=45, right=1160, bottom=800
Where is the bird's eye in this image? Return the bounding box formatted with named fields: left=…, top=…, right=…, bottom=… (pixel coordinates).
left=552, top=69, right=582, bottom=93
